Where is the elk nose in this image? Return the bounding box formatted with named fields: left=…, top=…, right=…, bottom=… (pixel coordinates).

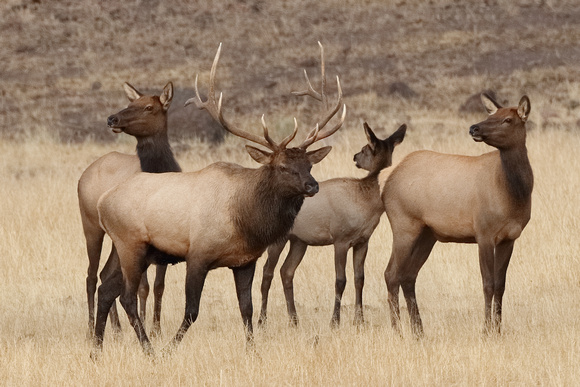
left=107, top=115, right=119, bottom=127
left=304, top=182, right=319, bottom=196
left=469, top=125, right=479, bottom=136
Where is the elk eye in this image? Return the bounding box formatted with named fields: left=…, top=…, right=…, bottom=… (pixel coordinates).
left=145, top=105, right=153, bottom=112
left=503, top=117, right=512, bottom=124
left=281, top=167, right=299, bottom=177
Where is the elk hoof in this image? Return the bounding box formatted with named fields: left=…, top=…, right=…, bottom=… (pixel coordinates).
left=257, top=315, right=267, bottom=328
left=90, top=347, right=102, bottom=362
left=150, top=326, right=162, bottom=339
left=330, top=316, right=340, bottom=330
left=288, top=316, right=299, bottom=327
left=353, top=314, right=365, bottom=327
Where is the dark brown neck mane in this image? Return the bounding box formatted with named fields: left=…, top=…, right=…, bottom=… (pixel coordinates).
left=500, top=144, right=533, bottom=204
left=233, top=166, right=305, bottom=253
left=136, top=131, right=181, bottom=173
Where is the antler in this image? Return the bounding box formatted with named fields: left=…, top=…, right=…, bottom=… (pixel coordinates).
left=292, top=41, right=327, bottom=108
left=185, top=43, right=281, bottom=151
left=293, top=42, right=346, bottom=149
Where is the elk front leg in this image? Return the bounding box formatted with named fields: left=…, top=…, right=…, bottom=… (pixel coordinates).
left=352, top=241, right=369, bottom=326
left=331, top=243, right=349, bottom=328
left=492, top=239, right=514, bottom=333
left=137, top=271, right=149, bottom=330
left=233, top=261, right=257, bottom=346
left=258, top=240, right=286, bottom=326
left=166, top=263, right=208, bottom=352
left=478, top=241, right=496, bottom=334
left=151, top=264, right=168, bottom=338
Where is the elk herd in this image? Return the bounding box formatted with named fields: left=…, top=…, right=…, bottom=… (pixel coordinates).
left=79, top=43, right=533, bottom=358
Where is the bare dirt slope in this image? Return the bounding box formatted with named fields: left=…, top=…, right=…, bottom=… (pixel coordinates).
left=1, top=0, right=579, bottom=143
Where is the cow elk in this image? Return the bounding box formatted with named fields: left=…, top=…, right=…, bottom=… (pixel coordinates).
left=258, top=122, right=406, bottom=328
left=91, top=43, right=345, bottom=357
left=382, top=93, right=533, bottom=336
left=78, top=82, right=180, bottom=338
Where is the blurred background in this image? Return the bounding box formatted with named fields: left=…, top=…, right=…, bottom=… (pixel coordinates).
left=1, top=0, right=578, bottom=146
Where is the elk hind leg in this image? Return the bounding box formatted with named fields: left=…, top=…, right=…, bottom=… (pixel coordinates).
left=384, top=223, right=423, bottom=333
left=400, top=228, right=436, bottom=337
left=280, top=239, right=308, bottom=326
left=117, top=247, right=153, bottom=356
left=93, top=258, right=124, bottom=357
left=258, top=239, right=286, bottom=326
left=99, top=245, right=123, bottom=334
left=85, top=230, right=104, bottom=339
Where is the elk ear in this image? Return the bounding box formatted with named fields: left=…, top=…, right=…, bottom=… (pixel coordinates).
left=481, top=92, right=501, bottom=115
left=307, top=146, right=332, bottom=165
left=160, top=82, right=174, bottom=112
left=123, top=82, right=143, bottom=102
left=517, top=95, right=531, bottom=122
left=388, top=124, right=407, bottom=147
left=245, top=145, right=273, bottom=165
left=363, top=122, right=378, bottom=152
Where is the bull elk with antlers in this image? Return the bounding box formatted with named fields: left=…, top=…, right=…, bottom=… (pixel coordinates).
left=91, top=43, right=345, bottom=357
left=258, top=44, right=405, bottom=327
left=78, top=82, right=180, bottom=338
left=382, top=93, right=533, bottom=336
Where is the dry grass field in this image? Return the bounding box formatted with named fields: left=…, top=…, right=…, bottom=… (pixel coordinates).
left=1, top=0, right=580, bottom=385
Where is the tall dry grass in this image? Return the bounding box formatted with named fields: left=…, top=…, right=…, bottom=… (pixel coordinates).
left=1, top=0, right=580, bottom=385
left=0, top=105, right=579, bottom=385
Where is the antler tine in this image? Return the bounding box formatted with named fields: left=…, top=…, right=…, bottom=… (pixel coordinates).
left=298, top=123, right=320, bottom=150
left=185, top=43, right=222, bottom=113
left=291, top=41, right=326, bottom=104
left=318, top=41, right=328, bottom=109
left=260, top=115, right=279, bottom=149
left=298, top=76, right=346, bottom=149
left=316, top=76, right=342, bottom=131
left=278, top=117, right=299, bottom=149
left=292, top=43, right=344, bottom=149
left=184, top=43, right=275, bottom=150
left=315, top=101, right=346, bottom=142
left=292, top=69, right=322, bottom=101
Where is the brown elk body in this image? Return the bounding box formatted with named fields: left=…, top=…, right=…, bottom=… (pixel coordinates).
left=258, top=123, right=406, bottom=327
left=91, top=44, right=345, bottom=357
left=78, top=82, right=180, bottom=338
left=382, top=93, right=532, bottom=335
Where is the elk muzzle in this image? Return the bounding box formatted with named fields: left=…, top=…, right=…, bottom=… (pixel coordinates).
left=304, top=180, right=319, bottom=197
left=107, top=115, right=123, bottom=133
left=353, top=153, right=361, bottom=168
left=469, top=124, right=483, bottom=142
